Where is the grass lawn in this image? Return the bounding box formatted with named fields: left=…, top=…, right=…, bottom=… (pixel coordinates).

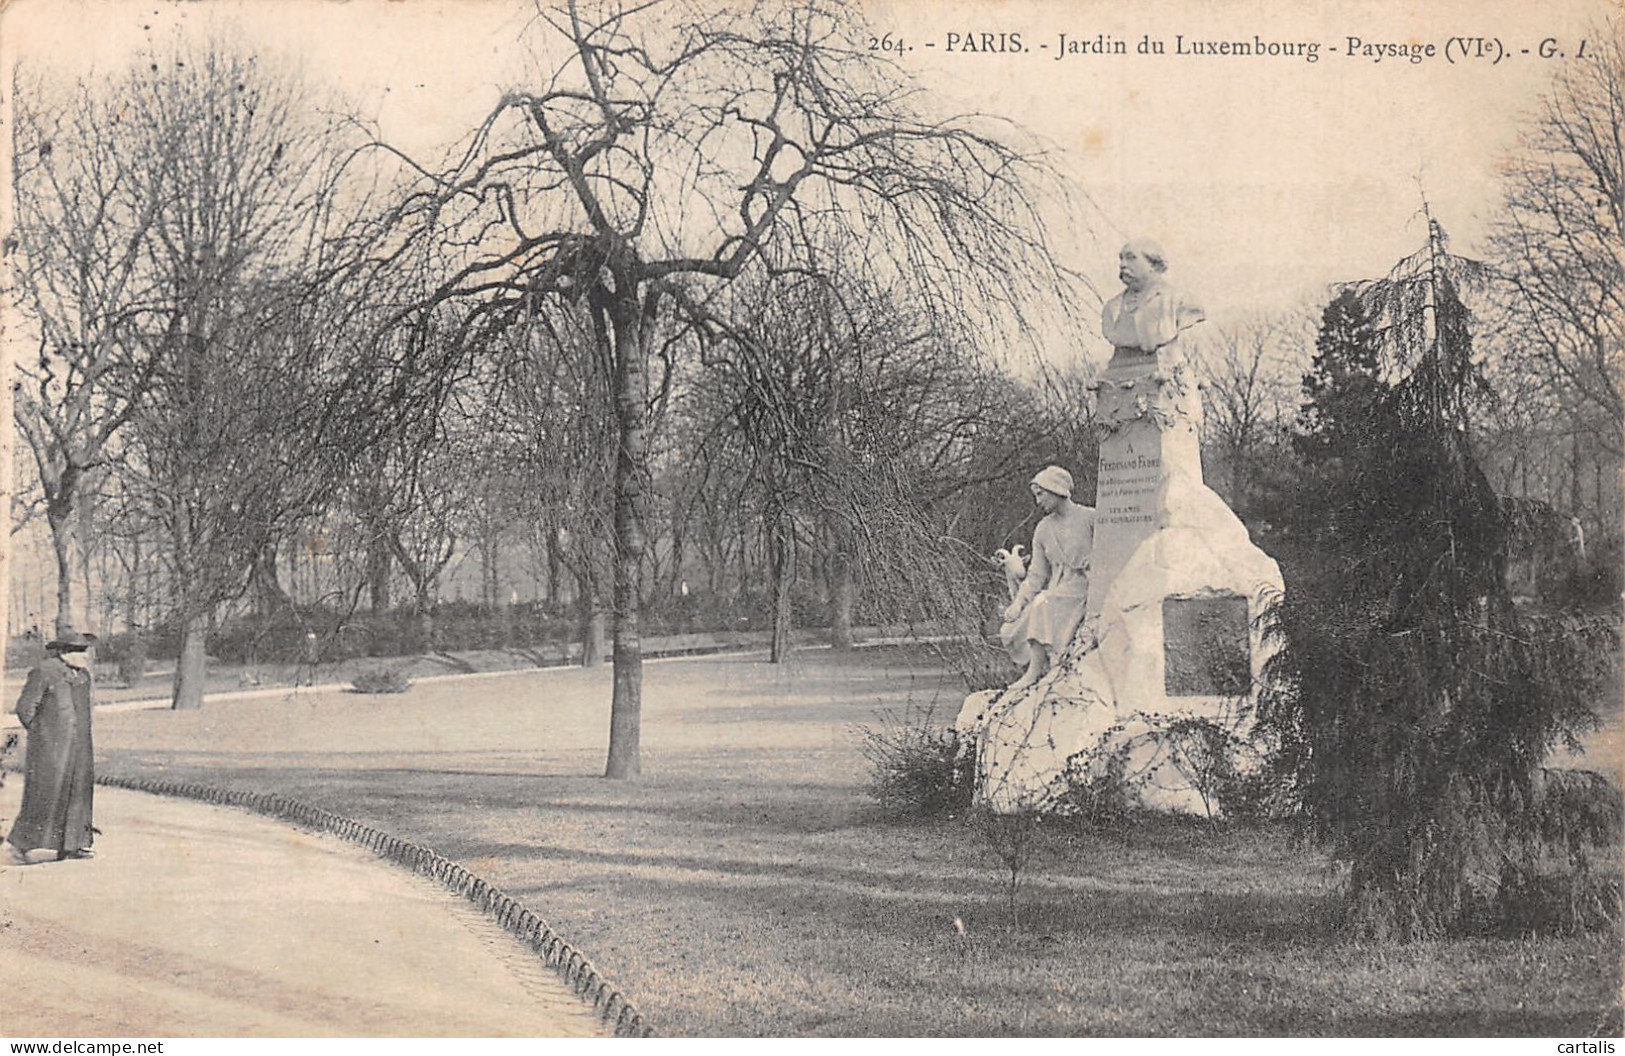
left=85, top=646, right=1620, bottom=1037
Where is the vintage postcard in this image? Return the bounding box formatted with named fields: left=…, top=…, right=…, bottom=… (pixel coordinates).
left=2, top=0, right=1619, bottom=1045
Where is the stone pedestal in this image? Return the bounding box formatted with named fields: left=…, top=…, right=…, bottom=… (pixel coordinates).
left=958, top=351, right=1285, bottom=815
left=1089, top=348, right=1204, bottom=617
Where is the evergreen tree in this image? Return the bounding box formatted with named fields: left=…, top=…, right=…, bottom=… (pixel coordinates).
left=1295, top=289, right=1384, bottom=463
left=1263, top=220, right=1618, bottom=940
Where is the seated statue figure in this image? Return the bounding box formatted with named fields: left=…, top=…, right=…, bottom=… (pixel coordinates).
left=1000, top=465, right=1096, bottom=689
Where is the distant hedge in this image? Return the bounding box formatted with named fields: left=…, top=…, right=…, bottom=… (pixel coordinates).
left=6, top=586, right=841, bottom=668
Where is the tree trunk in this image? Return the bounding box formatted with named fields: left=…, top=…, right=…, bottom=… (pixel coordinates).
left=576, top=537, right=607, bottom=666
left=1234, top=439, right=1253, bottom=515
left=41, top=461, right=84, bottom=639
left=78, top=488, right=96, bottom=633
left=580, top=605, right=606, bottom=667
left=668, top=507, right=687, bottom=602
left=49, top=512, right=74, bottom=639
left=1571, top=429, right=1582, bottom=516
left=829, top=533, right=855, bottom=650
left=770, top=517, right=794, bottom=664
left=1594, top=460, right=1604, bottom=531
left=482, top=530, right=500, bottom=609
left=251, top=541, right=294, bottom=617
left=707, top=533, right=725, bottom=596
left=546, top=526, right=563, bottom=608
left=604, top=291, right=651, bottom=780
left=417, top=595, right=435, bottom=653
left=171, top=613, right=208, bottom=710
left=367, top=540, right=392, bottom=614
left=120, top=545, right=137, bottom=632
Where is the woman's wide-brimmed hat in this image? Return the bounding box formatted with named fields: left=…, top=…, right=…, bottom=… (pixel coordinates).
left=1030, top=465, right=1074, bottom=498
left=46, top=629, right=98, bottom=653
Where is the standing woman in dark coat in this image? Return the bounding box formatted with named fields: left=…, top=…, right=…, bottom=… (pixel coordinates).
left=6, top=629, right=98, bottom=863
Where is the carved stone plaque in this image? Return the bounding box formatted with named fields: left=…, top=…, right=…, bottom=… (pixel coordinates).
left=1162, top=595, right=1250, bottom=697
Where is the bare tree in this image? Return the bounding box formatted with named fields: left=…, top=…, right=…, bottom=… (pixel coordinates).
left=686, top=273, right=859, bottom=662
left=8, top=72, right=177, bottom=636
left=383, top=0, right=1078, bottom=777
left=1188, top=312, right=1307, bottom=515
left=1487, top=22, right=1623, bottom=529
left=105, top=45, right=410, bottom=709
left=680, top=260, right=1096, bottom=674
left=370, top=431, right=465, bottom=649
left=492, top=303, right=620, bottom=665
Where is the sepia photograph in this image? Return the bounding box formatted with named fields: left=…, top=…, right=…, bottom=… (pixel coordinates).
left=0, top=0, right=1620, bottom=1043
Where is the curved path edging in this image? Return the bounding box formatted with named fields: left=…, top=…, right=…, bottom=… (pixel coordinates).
left=95, top=773, right=655, bottom=1038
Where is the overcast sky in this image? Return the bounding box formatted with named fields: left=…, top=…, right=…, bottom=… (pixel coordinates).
left=2, top=0, right=1612, bottom=326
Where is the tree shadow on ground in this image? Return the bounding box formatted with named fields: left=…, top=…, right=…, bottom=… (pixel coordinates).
left=453, top=834, right=1341, bottom=946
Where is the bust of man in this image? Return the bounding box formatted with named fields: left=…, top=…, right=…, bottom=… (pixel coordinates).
left=1100, top=238, right=1205, bottom=365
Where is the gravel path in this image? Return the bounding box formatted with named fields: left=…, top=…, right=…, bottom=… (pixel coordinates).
left=0, top=781, right=607, bottom=1038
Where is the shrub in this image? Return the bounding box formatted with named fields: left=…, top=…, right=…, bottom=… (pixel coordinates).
left=858, top=704, right=976, bottom=817
left=972, top=800, right=1044, bottom=928
left=4, top=632, right=43, bottom=668
left=1144, top=714, right=1296, bottom=824
left=1052, top=741, right=1139, bottom=828
left=95, top=632, right=150, bottom=686
left=349, top=665, right=414, bottom=694
left=197, top=602, right=588, bottom=665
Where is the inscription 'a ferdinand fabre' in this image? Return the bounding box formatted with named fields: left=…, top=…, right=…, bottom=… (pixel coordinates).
left=1162, top=596, right=1251, bottom=697
left=1097, top=455, right=1160, bottom=526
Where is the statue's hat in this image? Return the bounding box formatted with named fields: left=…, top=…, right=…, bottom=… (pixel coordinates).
left=1030, top=465, right=1074, bottom=498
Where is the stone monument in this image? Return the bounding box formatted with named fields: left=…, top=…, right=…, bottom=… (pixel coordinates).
left=957, top=240, right=1285, bottom=814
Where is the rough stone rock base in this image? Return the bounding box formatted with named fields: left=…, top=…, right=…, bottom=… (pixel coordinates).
left=956, top=466, right=1284, bottom=816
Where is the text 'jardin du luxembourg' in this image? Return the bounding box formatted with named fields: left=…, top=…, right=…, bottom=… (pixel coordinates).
left=866, top=30, right=1596, bottom=68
